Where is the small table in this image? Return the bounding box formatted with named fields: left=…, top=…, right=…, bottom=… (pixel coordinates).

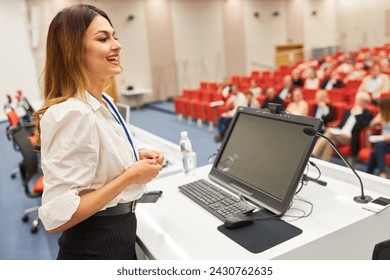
left=120, top=88, right=152, bottom=110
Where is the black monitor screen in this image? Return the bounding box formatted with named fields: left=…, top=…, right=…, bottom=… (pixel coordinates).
left=209, top=107, right=323, bottom=215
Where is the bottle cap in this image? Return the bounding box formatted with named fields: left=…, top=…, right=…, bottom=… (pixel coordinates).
left=180, top=131, right=188, bottom=137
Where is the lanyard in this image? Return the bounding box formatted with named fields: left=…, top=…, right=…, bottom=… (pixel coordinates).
left=102, top=94, right=139, bottom=161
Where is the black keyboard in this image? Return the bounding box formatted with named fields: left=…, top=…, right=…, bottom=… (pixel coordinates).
left=178, top=179, right=256, bottom=221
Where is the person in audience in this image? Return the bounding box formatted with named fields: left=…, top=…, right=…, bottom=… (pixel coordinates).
left=286, top=88, right=308, bottom=116
left=303, top=67, right=320, bottom=89
left=261, top=85, right=285, bottom=110
left=245, top=89, right=260, bottom=108
left=366, top=98, right=390, bottom=178
left=320, top=71, right=343, bottom=90
left=291, top=68, right=304, bottom=87
left=343, top=61, right=366, bottom=84
left=336, top=52, right=354, bottom=75
left=359, top=64, right=390, bottom=104
left=219, top=77, right=232, bottom=99
left=33, top=4, right=163, bottom=260
left=277, top=75, right=295, bottom=100
left=312, top=89, right=335, bottom=128
left=312, top=91, right=372, bottom=162
left=249, top=78, right=261, bottom=97
left=317, top=55, right=336, bottom=78
left=214, top=85, right=247, bottom=142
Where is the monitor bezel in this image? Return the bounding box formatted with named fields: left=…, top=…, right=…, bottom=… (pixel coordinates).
left=208, top=106, right=323, bottom=216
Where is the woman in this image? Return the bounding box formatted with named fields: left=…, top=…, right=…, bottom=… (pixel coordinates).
left=366, top=98, right=390, bottom=178
left=286, top=88, right=308, bottom=116
left=33, top=4, right=163, bottom=260
left=303, top=68, right=320, bottom=89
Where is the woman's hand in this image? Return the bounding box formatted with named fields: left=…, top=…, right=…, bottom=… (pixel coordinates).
left=139, top=149, right=164, bottom=166
left=124, top=159, right=162, bottom=185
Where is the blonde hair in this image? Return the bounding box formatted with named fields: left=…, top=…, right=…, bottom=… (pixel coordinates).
left=380, top=98, right=390, bottom=123
left=355, top=91, right=371, bottom=103
left=33, top=4, right=113, bottom=146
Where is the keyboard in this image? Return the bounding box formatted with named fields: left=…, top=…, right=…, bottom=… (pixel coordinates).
left=178, top=179, right=256, bottom=221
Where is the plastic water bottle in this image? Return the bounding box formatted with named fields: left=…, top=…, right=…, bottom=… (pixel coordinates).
left=180, top=131, right=197, bottom=175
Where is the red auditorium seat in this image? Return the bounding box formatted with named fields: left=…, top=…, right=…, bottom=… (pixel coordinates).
left=174, top=89, right=192, bottom=121
left=183, top=89, right=201, bottom=123
left=327, top=88, right=347, bottom=104
left=194, top=89, right=214, bottom=127
left=345, top=79, right=362, bottom=91
left=380, top=92, right=390, bottom=99
left=205, top=92, right=227, bottom=130
left=302, top=88, right=317, bottom=102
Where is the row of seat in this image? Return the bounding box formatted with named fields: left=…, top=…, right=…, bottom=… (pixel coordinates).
left=173, top=84, right=387, bottom=128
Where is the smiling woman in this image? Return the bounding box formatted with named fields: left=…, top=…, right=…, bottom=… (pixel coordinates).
left=32, top=4, right=164, bottom=260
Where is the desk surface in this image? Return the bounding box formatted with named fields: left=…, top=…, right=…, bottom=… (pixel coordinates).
left=121, top=88, right=152, bottom=96
left=136, top=159, right=390, bottom=259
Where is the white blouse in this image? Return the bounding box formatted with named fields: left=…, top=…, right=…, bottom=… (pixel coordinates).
left=38, top=92, right=144, bottom=231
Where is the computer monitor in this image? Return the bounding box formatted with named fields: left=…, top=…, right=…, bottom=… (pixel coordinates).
left=116, top=102, right=131, bottom=124
left=208, top=106, right=323, bottom=216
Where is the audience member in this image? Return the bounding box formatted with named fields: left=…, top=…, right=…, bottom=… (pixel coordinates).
left=343, top=61, right=366, bottom=84
left=286, top=88, right=308, bottom=116
left=249, top=78, right=262, bottom=97
left=336, top=52, right=354, bottom=75
left=261, top=86, right=285, bottom=110
left=312, top=91, right=372, bottom=162
left=277, top=75, right=295, bottom=100
left=312, top=90, right=336, bottom=128
left=303, top=68, right=320, bottom=89
left=366, top=98, right=390, bottom=178
left=317, top=55, right=336, bottom=78
left=291, top=68, right=304, bottom=87
left=244, top=90, right=260, bottom=108
left=214, top=85, right=247, bottom=142
left=219, top=77, right=232, bottom=99
left=358, top=64, right=390, bottom=104
left=320, top=71, right=343, bottom=90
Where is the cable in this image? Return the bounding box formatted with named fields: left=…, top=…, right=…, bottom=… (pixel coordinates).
left=208, top=149, right=219, bottom=163
left=284, top=197, right=314, bottom=222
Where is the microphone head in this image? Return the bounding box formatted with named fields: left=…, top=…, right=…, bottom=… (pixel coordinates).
left=303, top=127, right=317, bottom=136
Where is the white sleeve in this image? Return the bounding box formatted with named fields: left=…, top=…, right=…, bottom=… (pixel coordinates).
left=38, top=105, right=99, bottom=231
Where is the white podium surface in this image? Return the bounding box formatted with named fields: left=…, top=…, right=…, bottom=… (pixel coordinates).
left=136, top=158, right=390, bottom=260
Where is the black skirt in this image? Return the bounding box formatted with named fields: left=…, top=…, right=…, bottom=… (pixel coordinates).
left=57, top=212, right=137, bottom=260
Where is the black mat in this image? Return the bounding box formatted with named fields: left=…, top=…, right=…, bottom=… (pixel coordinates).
left=217, top=210, right=303, bottom=254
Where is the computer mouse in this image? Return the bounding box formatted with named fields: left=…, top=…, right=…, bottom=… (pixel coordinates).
left=224, top=214, right=254, bottom=229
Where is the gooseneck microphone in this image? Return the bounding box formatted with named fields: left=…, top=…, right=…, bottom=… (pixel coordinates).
left=303, top=127, right=372, bottom=204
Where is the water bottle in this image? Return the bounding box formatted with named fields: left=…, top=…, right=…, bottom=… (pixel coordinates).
left=180, top=131, right=197, bottom=175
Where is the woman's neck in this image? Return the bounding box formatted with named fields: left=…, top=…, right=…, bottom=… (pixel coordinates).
left=87, top=82, right=105, bottom=103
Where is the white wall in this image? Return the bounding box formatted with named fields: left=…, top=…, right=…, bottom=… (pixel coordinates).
left=172, top=0, right=225, bottom=89
left=303, top=0, right=338, bottom=55
left=0, top=0, right=40, bottom=122
left=336, top=0, right=390, bottom=50
left=244, top=0, right=287, bottom=71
